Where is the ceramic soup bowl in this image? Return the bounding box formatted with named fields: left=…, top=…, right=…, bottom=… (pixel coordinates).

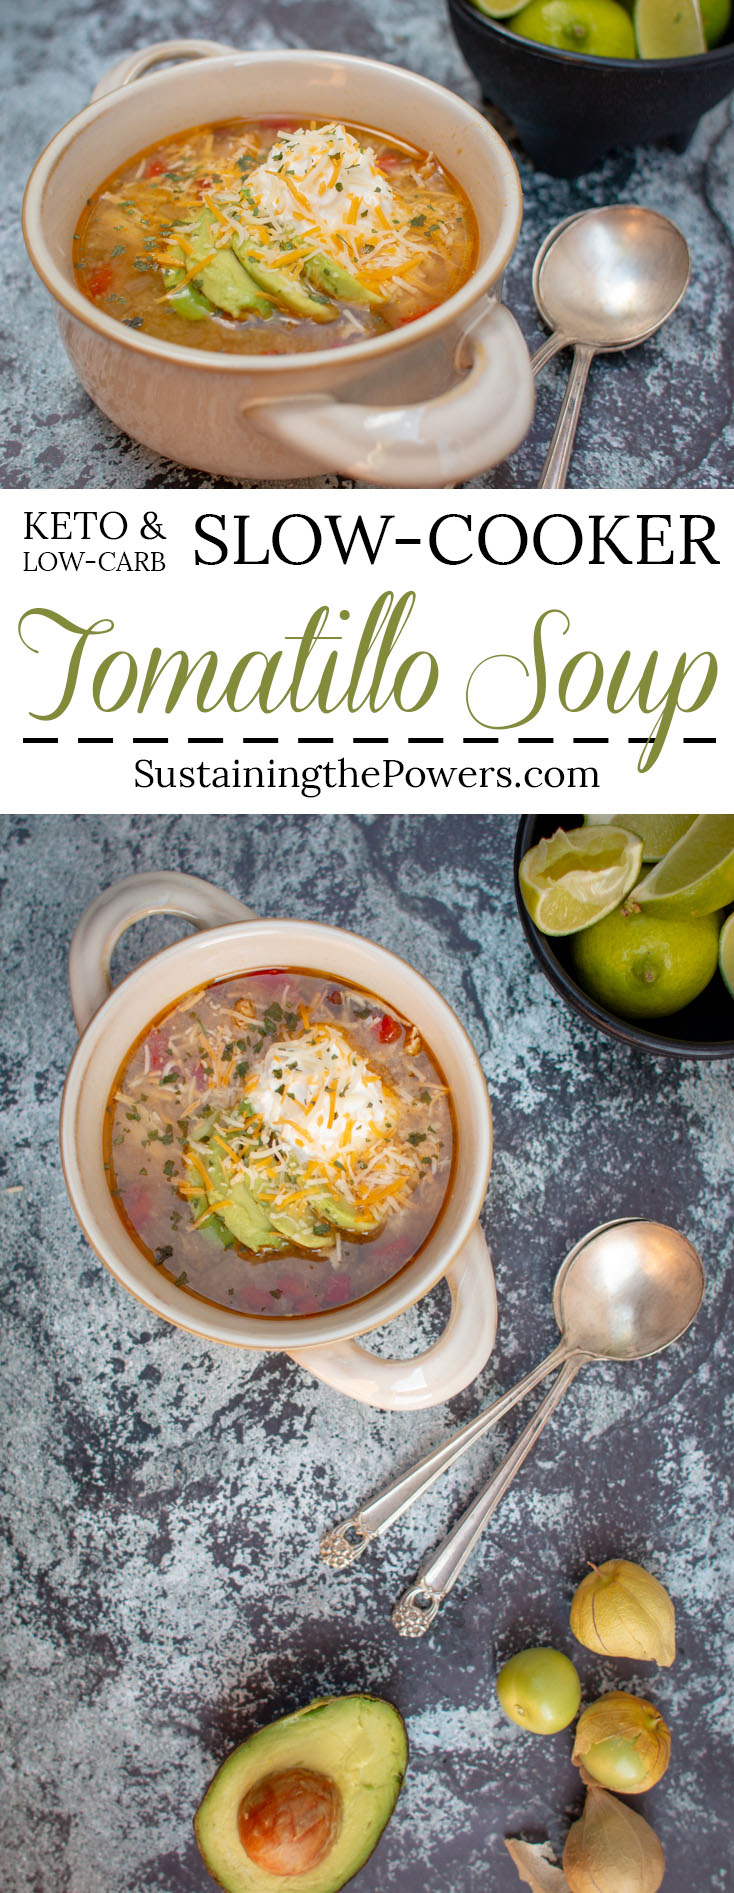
left=60, top=871, right=496, bottom=1410
left=23, top=40, right=534, bottom=487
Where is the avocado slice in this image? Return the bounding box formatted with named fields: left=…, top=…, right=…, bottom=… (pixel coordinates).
left=194, top=1694, right=408, bottom=1893
left=232, top=244, right=337, bottom=323
left=188, top=1189, right=236, bottom=1247
left=303, top=253, right=382, bottom=310
left=199, top=248, right=273, bottom=320
left=268, top=1207, right=335, bottom=1249
left=317, top=1194, right=381, bottom=1234
left=191, top=1147, right=288, bottom=1252
left=163, top=211, right=219, bottom=313
left=165, top=212, right=272, bottom=319
left=218, top=1180, right=288, bottom=1252
left=165, top=280, right=214, bottom=321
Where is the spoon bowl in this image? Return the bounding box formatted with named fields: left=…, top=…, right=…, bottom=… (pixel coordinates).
left=535, top=204, right=691, bottom=352
left=553, top=1216, right=705, bottom=1361
left=531, top=203, right=690, bottom=486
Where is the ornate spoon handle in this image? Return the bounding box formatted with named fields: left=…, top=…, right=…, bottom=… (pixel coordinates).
left=392, top=1356, right=584, bottom=1636
left=538, top=342, right=595, bottom=489
left=319, top=1341, right=568, bottom=1570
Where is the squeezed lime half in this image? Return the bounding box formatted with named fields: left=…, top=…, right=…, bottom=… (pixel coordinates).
left=519, top=825, right=643, bottom=935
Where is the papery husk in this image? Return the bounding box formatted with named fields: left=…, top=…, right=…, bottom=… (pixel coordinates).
left=570, top=1560, right=676, bottom=1666
left=505, top=1838, right=570, bottom=1891
left=563, top=1787, right=665, bottom=1893
left=572, top=1692, right=671, bottom=1792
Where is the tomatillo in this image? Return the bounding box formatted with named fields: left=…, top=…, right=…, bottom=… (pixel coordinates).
left=496, top=1647, right=582, bottom=1734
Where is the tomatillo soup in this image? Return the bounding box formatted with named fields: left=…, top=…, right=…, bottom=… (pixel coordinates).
left=105, top=968, right=456, bottom=1318
left=73, top=117, right=478, bottom=354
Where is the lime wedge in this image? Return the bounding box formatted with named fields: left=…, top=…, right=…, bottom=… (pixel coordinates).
left=633, top=815, right=734, bottom=916
left=583, top=814, right=696, bottom=861
left=519, top=825, right=643, bottom=936
left=472, top=0, right=534, bottom=18
left=718, top=913, right=734, bottom=999
left=634, top=0, right=705, bottom=57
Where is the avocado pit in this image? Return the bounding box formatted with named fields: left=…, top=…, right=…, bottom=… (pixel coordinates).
left=237, top=1767, right=343, bottom=1876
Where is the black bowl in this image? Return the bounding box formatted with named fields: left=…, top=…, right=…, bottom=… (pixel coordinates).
left=514, top=814, right=734, bottom=1058
left=448, top=0, right=734, bottom=173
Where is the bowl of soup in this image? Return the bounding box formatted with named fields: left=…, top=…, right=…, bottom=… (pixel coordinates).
left=60, top=869, right=496, bottom=1409
left=23, top=40, right=534, bottom=485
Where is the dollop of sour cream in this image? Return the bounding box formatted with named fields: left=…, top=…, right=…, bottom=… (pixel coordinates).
left=247, top=123, right=396, bottom=242
left=247, top=1025, right=391, bottom=1163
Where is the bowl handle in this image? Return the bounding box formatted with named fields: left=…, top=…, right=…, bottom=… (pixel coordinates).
left=287, top=1225, right=497, bottom=1410
left=69, top=870, right=257, bottom=1033
left=244, top=302, right=534, bottom=487
left=89, top=39, right=239, bottom=102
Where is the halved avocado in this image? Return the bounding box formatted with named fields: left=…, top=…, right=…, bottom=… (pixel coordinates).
left=194, top=1694, right=408, bottom=1893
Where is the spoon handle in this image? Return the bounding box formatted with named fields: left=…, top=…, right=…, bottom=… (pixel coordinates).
left=530, top=330, right=569, bottom=377
left=538, top=343, right=595, bottom=489
left=319, top=1342, right=568, bottom=1570
left=392, top=1356, right=582, bottom=1636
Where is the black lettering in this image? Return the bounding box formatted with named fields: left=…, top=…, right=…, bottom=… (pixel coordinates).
left=590, top=515, right=632, bottom=564
left=194, top=514, right=228, bottom=565
left=683, top=515, right=718, bottom=564
left=327, top=513, right=393, bottom=564
left=429, top=514, right=472, bottom=565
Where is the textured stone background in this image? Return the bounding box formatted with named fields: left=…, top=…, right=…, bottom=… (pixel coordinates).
left=4, top=0, right=734, bottom=487
left=1, top=811, right=733, bottom=1892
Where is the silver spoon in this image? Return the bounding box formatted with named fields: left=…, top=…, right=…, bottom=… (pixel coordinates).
left=530, top=205, right=691, bottom=489
left=389, top=1217, right=703, bottom=1634
left=319, top=1220, right=703, bottom=1611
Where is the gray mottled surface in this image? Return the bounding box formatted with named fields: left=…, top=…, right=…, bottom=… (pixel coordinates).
left=1, top=811, right=733, bottom=1893
left=4, top=0, right=734, bottom=487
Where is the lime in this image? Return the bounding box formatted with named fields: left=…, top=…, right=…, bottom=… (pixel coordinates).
left=583, top=814, right=696, bottom=861
left=700, top=0, right=731, bottom=42
left=511, top=0, right=637, bottom=53
left=519, top=825, right=643, bottom=936
left=633, top=815, right=734, bottom=915
left=472, top=0, right=533, bottom=20
left=571, top=905, right=719, bottom=1018
left=634, top=0, right=705, bottom=56
left=718, top=912, right=734, bottom=998
left=497, top=1648, right=581, bottom=1734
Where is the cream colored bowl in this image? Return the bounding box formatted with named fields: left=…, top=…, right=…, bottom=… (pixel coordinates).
left=23, top=40, right=534, bottom=486
left=60, top=871, right=496, bottom=1410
